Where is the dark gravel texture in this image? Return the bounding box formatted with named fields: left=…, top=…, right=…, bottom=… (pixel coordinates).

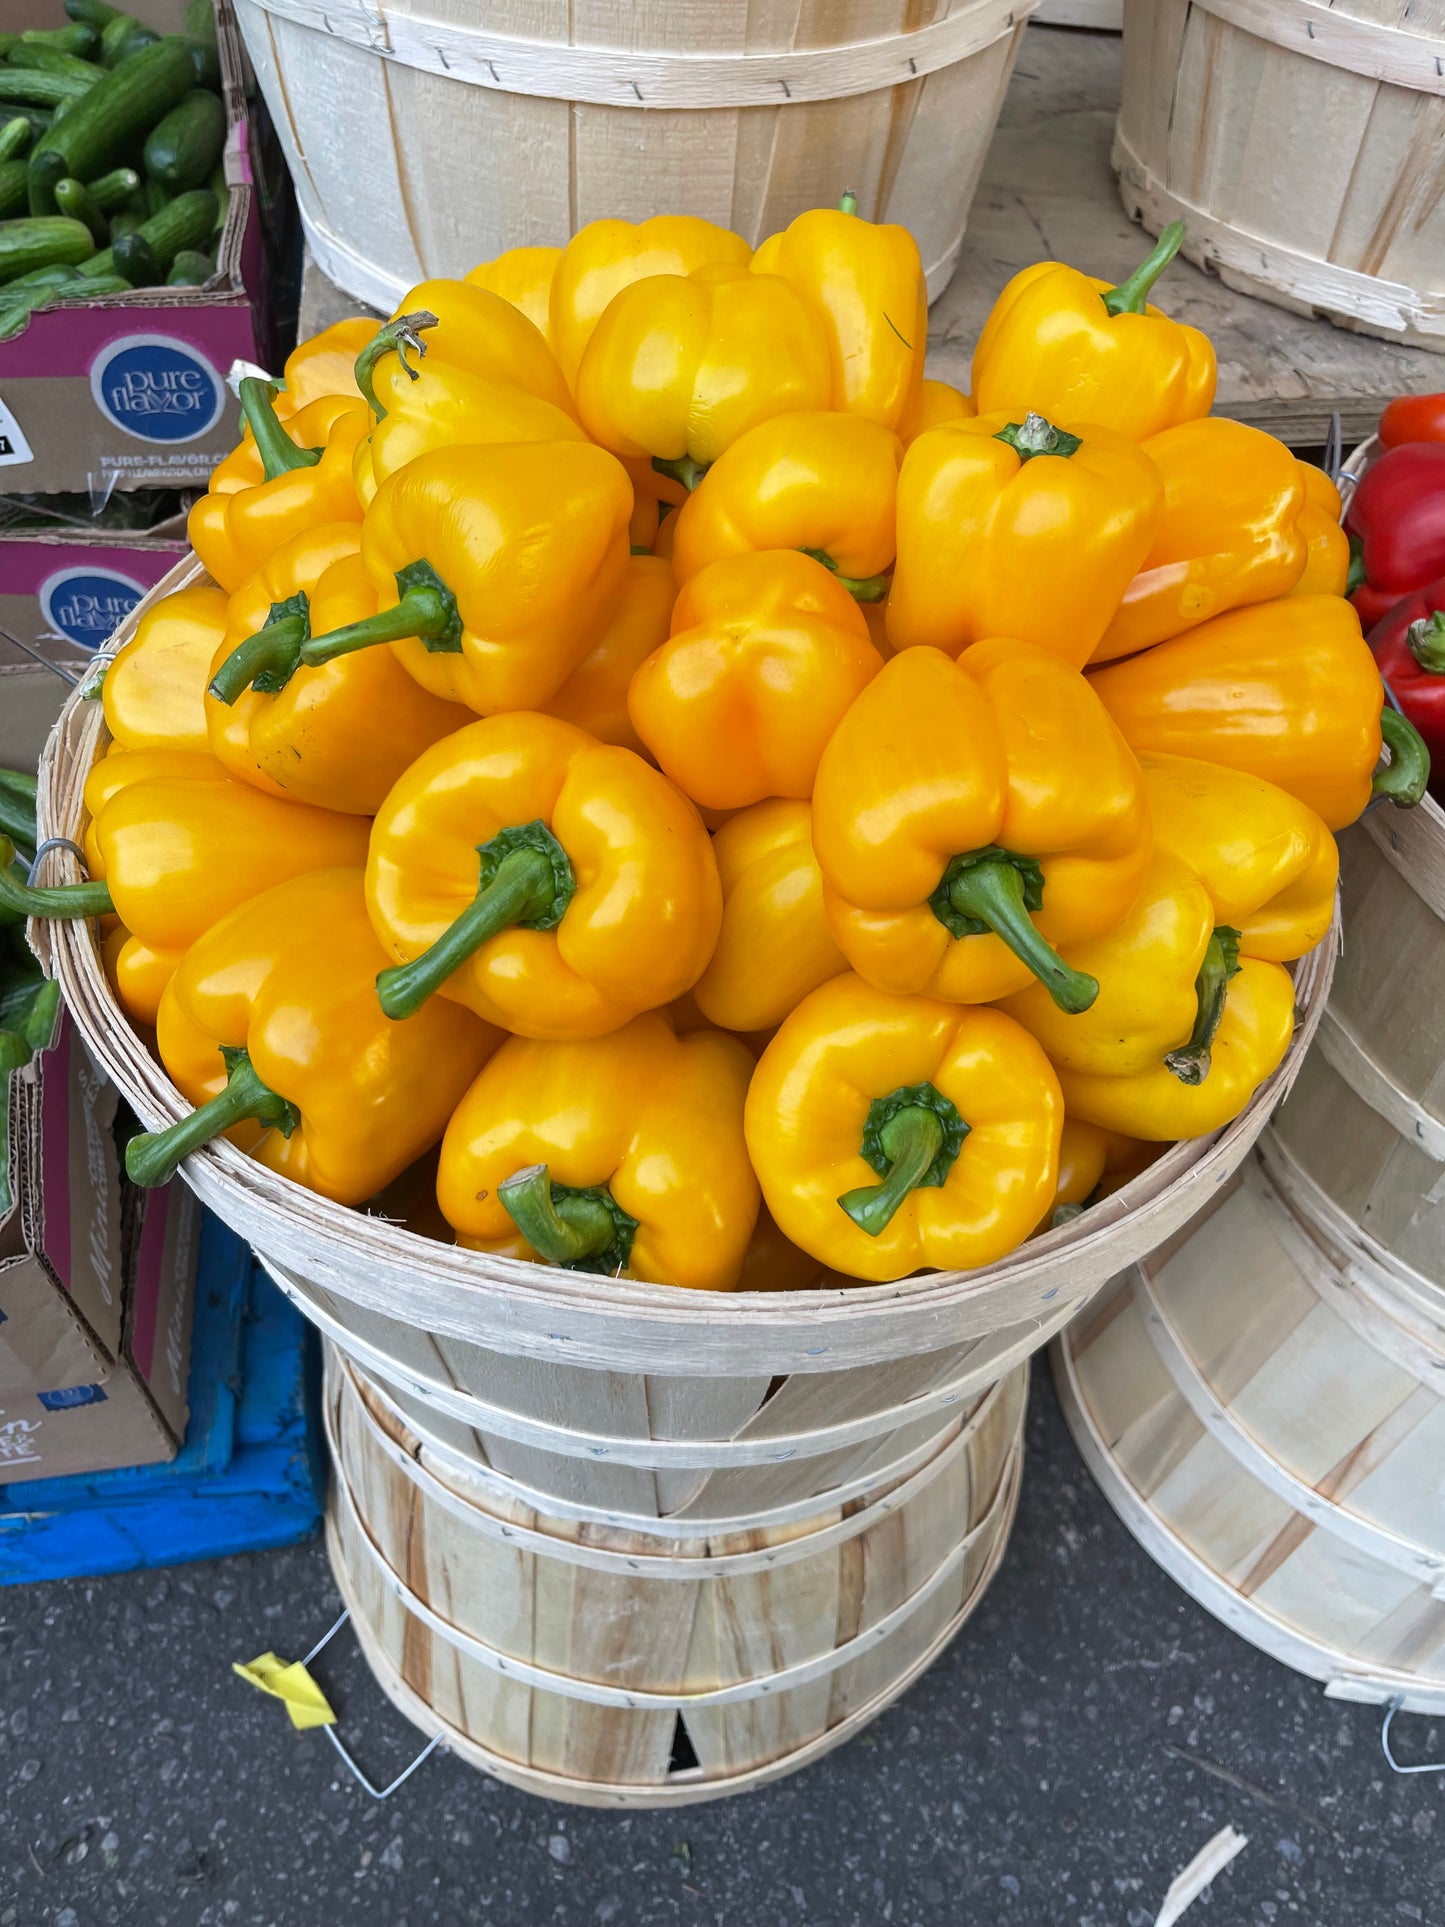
left=1, top=1372, right=1437, bottom=1927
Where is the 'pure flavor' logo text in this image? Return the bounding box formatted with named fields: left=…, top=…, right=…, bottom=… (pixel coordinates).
left=89, top=334, right=225, bottom=445
left=40, top=568, right=148, bottom=650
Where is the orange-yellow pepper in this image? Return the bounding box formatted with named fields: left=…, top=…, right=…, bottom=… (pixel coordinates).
left=187, top=380, right=367, bottom=592
left=670, top=411, right=902, bottom=597
left=298, top=443, right=634, bottom=716
left=971, top=221, right=1216, bottom=442
left=355, top=282, right=576, bottom=420
left=203, top=523, right=472, bottom=815
left=5, top=747, right=369, bottom=1025
left=102, top=583, right=225, bottom=753
left=1048, top=1120, right=1156, bottom=1220
left=575, top=264, right=831, bottom=482
left=549, top=215, right=751, bottom=387
left=897, top=378, right=975, bottom=445
left=886, top=411, right=1163, bottom=668
left=691, top=799, right=847, bottom=1034
left=543, top=553, right=675, bottom=755
left=365, top=712, right=721, bottom=1039
left=813, top=641, right=1152, bottom=1010
left=736, top=1205, right=833, bottom=1292
left=1088, top=593, right=1427, bottom=831
left=751, top=195, right=926, bottom=430
left=465, top=245, right=562, bottom=341
left=1090, top=419, right=1309, bottom=663
left=1288, top=463, right=1350, bottom=599
left=744, top=973, right=1062, bottom=1283
left=280, top=316, right=374, bottom=409
left=435, top=1012, right=758, bottom=1289
left=628, top=551, right=884, bottom=809
left=126, top=870, right=497, bottom=1201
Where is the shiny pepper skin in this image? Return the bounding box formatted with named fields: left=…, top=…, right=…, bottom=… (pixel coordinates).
left=465, top=246, right=562, bottom=342
left=543, top=553, right=677, bottom=756
left=102, top=584, right=224, bottom=754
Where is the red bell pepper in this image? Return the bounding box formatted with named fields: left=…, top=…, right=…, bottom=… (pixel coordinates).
left=1380, top=395, right=1445, bottom=450
left=1346, top=442, right=1445, bottom=630
left=1368, top=574, right=1445, bottom=803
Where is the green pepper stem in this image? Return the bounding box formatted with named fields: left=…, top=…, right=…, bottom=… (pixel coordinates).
left=124, top=1047, right=299, bottom=1190
left=945, top=857, right=1098, bottom=1014
left=1407, top=612, right=1445, bottom=675
left=354, top=309, right=439, bottom=420
left=207, top=614, right=308, bottom=705
left=993, top=413, right=1082, bottom=463
left=1346, top=533, right=1367, bottom=597
left=239, top=377, right=321, bottom=483
left=498, top=1164, right=619, bottom=1267
left=0, top=769, right=38, bottom=852
left=1373, top=704, right=1431, bottom=808
left=797, top=546, right=889, bottom=603
left=1101, top=219, right=1186, bottom=316
left=838, top=1106, right=944, bottom=1237
left=1164, top=926, right=1239, bottom=1087
left=376, top=846, right=561, bottom=1020
left=652, top=453, right=709, bottom=493
left=0, top=834, right=112, bottom=920
left=838, top=189, right=859, bottom=215
left=300, top=583, right=451, bottom=667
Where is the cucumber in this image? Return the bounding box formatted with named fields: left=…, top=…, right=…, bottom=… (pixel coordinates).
left=206, top=157, right=228, bottom=234
left=0, top=270, right=127, bottom=341
left=128, top=185, right=215, bottom=268
left=0, top=71, right=96, bottom=110
left=55, top=176, right=108, bottom=243
left=143, top=88, right=224, bottom=192
left=110, top=229, right=156, bottom=285
left=6, top=263, right=84, bottom=289
left=29, top=37, right=194, bottom=212
left=0, top=161, right=28, bottom=220
left=0, top=216, right=94, bottom=285
left=64, top=1, right=122, bottom=27
left=21, top=25, right=103, bottom=58
left=100, top=16, right=158, bottom=68
left=8, top=48, right=104, bottom=85
left=88, top=165, right=139, bottom=211
left=142, top=176, right=169, bottom=218
left=184, top=0, right=221, bottom=90
left=0, top=121, right=33, bottom=165
left=107, top=205, right=140, bottom=238
left=166, top=246, right=214, bottom=285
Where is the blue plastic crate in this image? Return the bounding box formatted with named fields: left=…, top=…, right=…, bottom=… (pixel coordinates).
left=0, top=1217, right=326, bottom=1584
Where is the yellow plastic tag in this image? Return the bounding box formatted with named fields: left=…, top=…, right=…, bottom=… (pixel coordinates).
left=232, top=1651, right=337, bottom=1730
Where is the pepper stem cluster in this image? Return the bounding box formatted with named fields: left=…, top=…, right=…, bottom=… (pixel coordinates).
left=1101, top=219, right=1186, bottom=316
left=929, top=848, right=1099, bottom=1014
left=1407, top=612, right=1445, bottom=675
left=125, top=1046, right=299, bottom=1190
left=300, top=560, right=462, bottom=667
left=1164, top=925, right=1241, bottom=1086
left=238, top=377, right=322, bottom=482
left=994, top=413, right=1082, bottom=464
left=1372, top=706, right=1431, bottom=808
left=498, top=1163, right=639, bottom=1274
left=375, top=820, right=576, bottom=1021
left=838, top=1081, right=969, bottom=1237
left=208, top=592, right=312, bottom=704
left=354, top=309, right=440, bottom=420
left=0, top=834, right=113, bottom=921
left=798, top=545, right=890, bottom=604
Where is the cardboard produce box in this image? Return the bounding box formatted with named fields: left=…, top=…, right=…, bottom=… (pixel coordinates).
left=0, top=0, right=294, bottom=495
left=0, top=511, right=190, bottom=670
left=0, top=663, right=200, bottom=1483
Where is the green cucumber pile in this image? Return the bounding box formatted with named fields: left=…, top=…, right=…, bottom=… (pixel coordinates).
left=0, top=0, right=228, bottom=340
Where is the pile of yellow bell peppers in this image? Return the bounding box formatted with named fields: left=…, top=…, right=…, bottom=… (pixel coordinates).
left=8, top=205, right=1429, bottom=1292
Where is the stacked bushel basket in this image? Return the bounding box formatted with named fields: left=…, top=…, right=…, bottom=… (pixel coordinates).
left=1054, top=450, right=1445, bottom=1729
left=34, top=578, right=1333, bottom=1803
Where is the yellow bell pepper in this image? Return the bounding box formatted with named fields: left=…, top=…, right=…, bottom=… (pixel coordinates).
left=744, top=973, right=1062, bottom=1283
left=298, top=442, right=634, bottom=716
left=1, top=748, right=369, bottom=1025
left=281, top=316, right=374, bottom=409
left=204, top=523, right=472, bottom=815
left=736, top=1204, right=832, bottom=1292
left=575, top=264, right=831, bottom=484
left=1053, top=956, right=1297, bottom=1141
left=886, top=411, right=1163, bottom=668
left=1288, top=463, right=1350, bottom=599
left=971, top=222, right=1216, bottom=442
left=751, top=194, right=926, bottom=430
left=542, top=553, right=676, bottom=755
left=897, top=378, right=975, bottom=445
left=549, top=216, right=751, bottom=387
left=1088, top=593, right=1428, bottom=831
left=125, top=870, right=497, bottom=1201
left=670, top=411, right=902, bottom=598
left=465, top=245, right=562, bottom=341
left=187, top=382, right=367, bottom=593
left=628, top=551, right=884, bottom=810
left=691, top=800, right=848, bottom=1034
left=813, top=641, right=1152, bottom=1011
left=365, top=711, right=721, bottom=1038
left=435, top=1012, right=758, bottom=1289
left=354, top=283, right=575, bottom=421
left=1049, top=1119, right=1155, bottom=1220
left=1090, top=419, right=1309, bottom=664
left=102, top=583, right=225, bottom=753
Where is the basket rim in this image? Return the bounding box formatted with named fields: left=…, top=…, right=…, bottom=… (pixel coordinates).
left=37, top=554, right=1338, bottom=1371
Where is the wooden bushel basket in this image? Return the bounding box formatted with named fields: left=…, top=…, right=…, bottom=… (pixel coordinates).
left=230, top=0, right=1037, bottom=312
left=323, top=1349, right=1025, bottom=1804
left=1115, top=0, right=1445, bottom=350
left=1053, top=1159, right=1445, bottom=1716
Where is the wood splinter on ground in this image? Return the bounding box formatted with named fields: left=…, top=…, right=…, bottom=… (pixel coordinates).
left=1153, top=1826, right=1249, bottom=1927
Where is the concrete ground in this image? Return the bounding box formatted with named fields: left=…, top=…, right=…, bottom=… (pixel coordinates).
left=1, top=1372, right=1437, bottom=1927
